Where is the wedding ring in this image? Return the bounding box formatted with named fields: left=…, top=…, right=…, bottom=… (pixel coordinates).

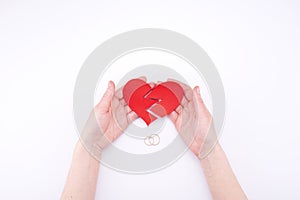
left=144, top=134, right=160, bottom=146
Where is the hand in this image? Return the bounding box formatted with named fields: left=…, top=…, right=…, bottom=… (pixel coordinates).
left=80, top=77, right=146, bottom=158
left=168, top=79, right=214, bottom=158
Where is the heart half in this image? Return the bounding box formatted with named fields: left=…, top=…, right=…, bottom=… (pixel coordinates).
left=123, top=79, right=184, bottom=125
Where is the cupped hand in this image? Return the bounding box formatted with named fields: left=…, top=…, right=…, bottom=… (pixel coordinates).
left=81, top=77, right=146, bottom=158
left=168, top=79, right=214, bottom=158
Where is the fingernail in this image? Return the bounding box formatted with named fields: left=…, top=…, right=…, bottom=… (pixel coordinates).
left=196, top=86, right=200, bottom=94
left=107, top=81, right=112, bottom=89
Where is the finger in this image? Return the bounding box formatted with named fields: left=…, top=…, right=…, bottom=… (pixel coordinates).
left=96, top=81, right=115, bottom=113
left=124, top=105, right=131, bottom=114
left=168, top=111, right=178, bottom=123
left=119, top=98, right=126, bottom=106
left=193, top=86, right=211, bottom=117
left=138, top=76, right=147, bottom=82
left=184, top=89, right=193, bottom=101
left=115, top=76, right=147, bottom=99
left=174, top=104, right=182, bottom=114
left=115, top=85, right=125, bottom=99
left=127, top=111, right=138, bottom=123
left=149, top=82, right=156, bottom=88
left=193, top=86, right=205, bottom=105
left=180, top=96, right=189, bottom=107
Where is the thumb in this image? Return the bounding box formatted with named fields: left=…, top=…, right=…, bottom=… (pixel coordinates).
left=193, top=86, right=212, bottom=117
left=96, top=81, right=115, bottom=113
left=193, top=86, right=205, bottom=108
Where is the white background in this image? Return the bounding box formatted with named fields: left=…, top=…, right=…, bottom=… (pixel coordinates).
left=1, top=0, right=300, bottom=199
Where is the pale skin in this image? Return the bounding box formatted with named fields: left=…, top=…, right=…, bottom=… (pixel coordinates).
left=61, top=77, right=247, bottom=200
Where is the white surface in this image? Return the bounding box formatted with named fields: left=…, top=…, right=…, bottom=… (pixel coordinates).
left=1, top=0, right=300, bottom=199
left=94, top=49, right=213, bottom=155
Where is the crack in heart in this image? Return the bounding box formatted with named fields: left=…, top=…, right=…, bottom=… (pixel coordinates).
left=123, top=79, right=184, bottom=125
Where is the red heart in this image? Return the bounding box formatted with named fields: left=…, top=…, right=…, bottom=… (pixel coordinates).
left=123, top=79, right=184, bottom=125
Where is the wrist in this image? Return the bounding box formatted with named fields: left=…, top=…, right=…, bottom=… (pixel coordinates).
left=195, top=122, right=218, bottom=160
left=199, top=142, right=223, bottom=165
left=75, top=140, right=101, bottom=164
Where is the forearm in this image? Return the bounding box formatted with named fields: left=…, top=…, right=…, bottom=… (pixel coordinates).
left=61, top=141, right=100, bottom=200
left=200, top=143, right=247, bottom=200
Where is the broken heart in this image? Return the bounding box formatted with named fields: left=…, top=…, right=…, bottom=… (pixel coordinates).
left=123, top=79, right=184, bottom=125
